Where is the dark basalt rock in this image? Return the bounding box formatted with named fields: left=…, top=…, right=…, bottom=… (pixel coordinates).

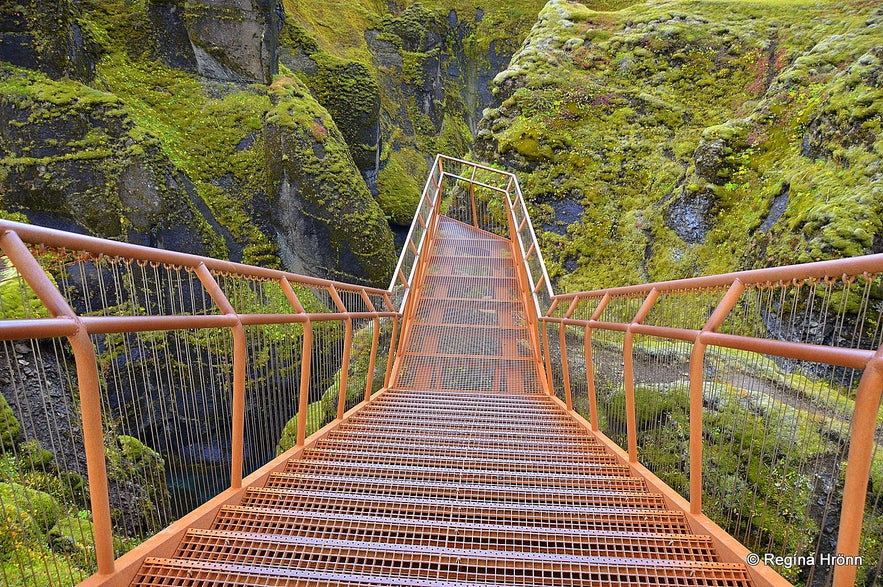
left=0, top=0, right=99, bottom=82
left=0, top=67, right=221, bottom=257
left=262, top=78, right=395, bottom=287
left=183, top=0, right=281, bottom=84
left=147, top=0, right=198, bottom=72
left=666, top=186, right=715, bottom=244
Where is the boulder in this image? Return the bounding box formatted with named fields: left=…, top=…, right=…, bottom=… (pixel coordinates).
left=183, top=0, right=281, bottom=83
left=262, top=77, right=395, bottom=286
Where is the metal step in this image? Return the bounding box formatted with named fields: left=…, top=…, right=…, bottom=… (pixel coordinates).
left=335, top=420, right=591, bottom=440
left=311, top=439, right=612, bottom=461
left=215, top=504, right=695, bottom=536
left=301, top=447, right=623, bottom=472
left=210, top=507, right=702, bottom=552
left=273, top=462, right=645, bottom=495
left=244, top=484, right=669, bottom=511
left=172, top=528, right=726, bottom=575
left=134, top=556, right=753, bottom=586
left=319, top=430, right=603, bottom=452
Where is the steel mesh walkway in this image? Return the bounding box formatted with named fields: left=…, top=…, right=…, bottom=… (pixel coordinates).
left=129, top=217, right=753, bottom=586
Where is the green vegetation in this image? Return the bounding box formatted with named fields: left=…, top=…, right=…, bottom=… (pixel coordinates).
left=0, top=438, right=139, bottom=582
left=0, top=396, right=20, bottom=451
left=276, top=320, right=391, bottom=455
left=265, top=76, right=396, bottom=285
left=477, top=0, right=883, bottom=291
left=595, top=374, right=883, bottom=584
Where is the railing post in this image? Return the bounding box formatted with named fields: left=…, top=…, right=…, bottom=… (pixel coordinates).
left=382, top=292, right=399, bottom=389
left=279, top=279, right=312, bottom=447
left=689, top=280, right=744, bottom=514
left=623, top=289, right=660, bottom=463
left=328, top=286, right=353, bottom=420
left=559, top=298, right=580, bottom=410
left=0, top=230, right=118, bottom=575
left=360, top=291, right=380, bottom=402
left=832, top=346, right=883, bottom=586
left=469, top=164, right=479, bottom=228
left=584, top=293, right=611, bottom=430
left=195, top=264, right=246, bottom=489
left=541, top=299, right=559, bottom=396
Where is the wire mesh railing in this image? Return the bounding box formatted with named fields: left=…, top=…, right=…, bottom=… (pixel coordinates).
left=542, top=262, right=883, bottom=586
left=0, top=222, right=399, bottom=584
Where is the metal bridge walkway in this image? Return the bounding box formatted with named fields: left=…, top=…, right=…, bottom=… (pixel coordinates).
left=129, top=217, right=753, bottom=586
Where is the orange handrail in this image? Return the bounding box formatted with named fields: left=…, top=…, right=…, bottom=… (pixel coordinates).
left=541, top=257, right=883, bottom=586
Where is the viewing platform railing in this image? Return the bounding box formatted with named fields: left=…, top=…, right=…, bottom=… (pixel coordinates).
left=0, top=222, right=398, bottom=584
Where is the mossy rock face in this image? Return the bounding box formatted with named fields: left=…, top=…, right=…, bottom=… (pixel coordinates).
left=183, top=0, right=281, bottom=83
left=263, top=77, right=396, bottom=287
left=477, top=0, right=883, bottom=290
left=376, top=148, right=426, bottom=225
left=0, top=393, right=21, bottom=450
left=302, top=54, right=381, bottom=171
left=0, top=64, right=223, bottom=256
left=0, top=482, right=63, bottom=534
left=47, top=515, right=95, bottom=569
left=0, top=0, right=100, bottom=82
left=0, top=502, right=41, bottom=556
left=105, top=434, right=170, bottom=533
left=146, top=0, right=198, bottom=72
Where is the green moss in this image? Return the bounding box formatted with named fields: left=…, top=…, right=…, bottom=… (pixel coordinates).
left=0, top=501, right=41, bottom=555
left=477, top=0, right=882, bottom=290
left=47, top=515, right=96, bottom=571
left=276, top=321, right=390, bottom=455
left=0, top=548, right=88, bottom=587
left=266, top=76, right=396, bottom=285
left=376, top=149, right=426, bottom=224
left=300, top=53, right=381, bottom=161
left=96, top=53, right=267, bottom=255
left=275, top=402, right=327, bottom=455
left=105, top=434, right=169, bottom=529
left=0, top=482, right=63, bottom=533
left=0, top=395, right=20, bottom=451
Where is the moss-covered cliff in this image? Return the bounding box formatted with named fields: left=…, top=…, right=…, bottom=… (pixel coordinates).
left=0, top=0, right=553, bottom=286
left=476, top=0, right=882, bottom=290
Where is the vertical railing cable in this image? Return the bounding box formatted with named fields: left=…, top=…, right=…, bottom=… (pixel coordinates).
left=195, top=264, right=246, bottom=489
left=688, top=280, right=745, bottom=513
left=0, top=230, right=117, bottom=575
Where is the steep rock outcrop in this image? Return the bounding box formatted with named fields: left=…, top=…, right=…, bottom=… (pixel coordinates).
left=183, top=0, right=281, bottom=83
left=292, top=54, right=382, bottom=173
left=0, top=0, right=99, bottom=82
left=476, top=0, right=883, bottom=289
left=0, top=65, right=224, bottom=256
left=146, top=0, right=198, bottom=71
left=263, top=77, right=395, bottom=286
left=0, top=341, right=171, bottom=534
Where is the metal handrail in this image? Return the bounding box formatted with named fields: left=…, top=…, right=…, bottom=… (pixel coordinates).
left=388, top=155, right=444, bottom=312
left=0, top=219, right=401, bottom=580
left=541, top=254, right=883, bottom=586
left=2, top=157, right=881, bottom=586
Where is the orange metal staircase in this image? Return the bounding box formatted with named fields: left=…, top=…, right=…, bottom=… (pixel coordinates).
left=1, top=156, right=880, bottom=587
left=128, top=218, right=754, bottom=586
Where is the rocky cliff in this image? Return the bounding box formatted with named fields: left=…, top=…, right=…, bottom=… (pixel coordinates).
left=476, top=0, right=882, bottom=290
left=0, top=0, right=548, bottom=287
